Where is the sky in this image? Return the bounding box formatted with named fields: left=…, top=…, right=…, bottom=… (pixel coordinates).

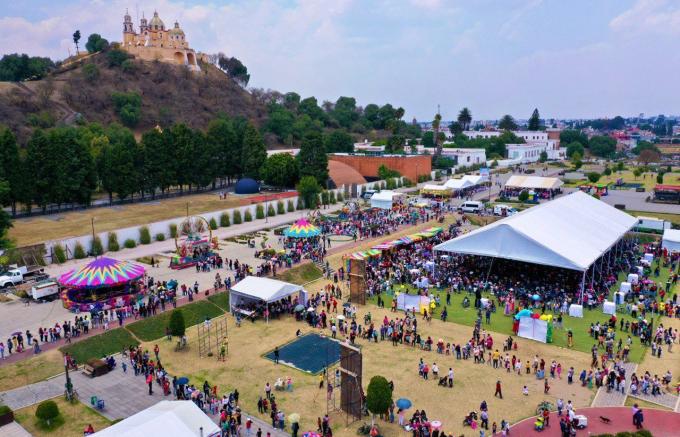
left=2, top=0, right=679, bottom=121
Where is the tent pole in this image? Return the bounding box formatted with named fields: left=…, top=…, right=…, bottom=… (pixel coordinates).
left=580, top=270, right=586, bottom=304
left=266, top=302, right=269, bottom=324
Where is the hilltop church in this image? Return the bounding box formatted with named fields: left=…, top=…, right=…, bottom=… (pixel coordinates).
left=122, top=9, right=203, bottom=71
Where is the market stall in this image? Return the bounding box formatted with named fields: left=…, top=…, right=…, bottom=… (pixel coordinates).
left=229, top=276, right=307, bottom=323
left=662, top=229, right=680, bottom=252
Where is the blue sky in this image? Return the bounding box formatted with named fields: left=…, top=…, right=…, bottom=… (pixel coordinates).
left=2, top=0, right=679, bottom=121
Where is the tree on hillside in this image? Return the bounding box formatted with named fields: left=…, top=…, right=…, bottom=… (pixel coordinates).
left=241, top=124, right=267, bottom=179
left=332, top=97, right=359, bottom=129
left=0, top=54, right=54, bottom=81
left=324, top=130, right=353, bottom=153
left=588, top=135, right=617, bottom=158
left=73, top=30, right=81, bottom=55
left=261, top=153, right=299, bottom=188
left=457, top=107, right=472, bottom=131
left=85, top=34, right=109, bottom=53
left=283, top=92, right=301, bottom=112
left=217, top=54, right=250, bottom=86
left=297, top=131, right=328, bottom=185
left=528, top=108, right=541, bottom=131
left=366, top=375, right=392, bottom=425
left=498, top=114, right=518, bottom=131
left=638, top=148, right=661, bottom=165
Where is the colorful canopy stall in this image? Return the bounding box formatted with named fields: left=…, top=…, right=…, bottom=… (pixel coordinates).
left=421, top=184, right=453, bottom=197
left=284, top=218, right=321, bottom=238
left=512, top=310, right=553, bottom=343
left=58, top=257, right=146, bottom=311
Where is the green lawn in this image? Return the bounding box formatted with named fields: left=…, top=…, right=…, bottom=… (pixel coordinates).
left=60, top=328, right=139, bottom=364
left=277, top=263, right=322, bottom=285
left=207, top=292, right=230, bottom=311
left=126, top=300, right=224, bottom=341
left=626, top=210, right=680, bottom=227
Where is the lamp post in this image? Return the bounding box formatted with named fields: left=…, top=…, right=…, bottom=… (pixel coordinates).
left=91, top=217, right=97, bottom=258
left=264, top=193, right=268, bottom=223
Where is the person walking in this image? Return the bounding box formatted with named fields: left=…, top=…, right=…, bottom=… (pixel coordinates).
left=274, top=346, right=279, bottom=364
left=494, top=380, right=503, bottom=399
left=146, top=373, right=153, bottom=395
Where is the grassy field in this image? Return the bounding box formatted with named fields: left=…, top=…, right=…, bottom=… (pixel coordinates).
left=623, top=396, right=673, bottom=411
left=627, top=210, right=680, bottom=227
left=14, top=396, right=113, bottom=437
left=126, top=300, right=224, bottom=341
left=9, top=191, right=249, bottom=246
left=277, top=263, right=323, bottom=285
left=0, top=349, right=64, bottom=392
left=60, top=328, right=139, bottom=364
left=207, top=291, right=230, bottom=311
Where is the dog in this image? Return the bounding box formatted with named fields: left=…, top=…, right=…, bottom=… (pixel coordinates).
left=599, top=416, right=611, bottom=424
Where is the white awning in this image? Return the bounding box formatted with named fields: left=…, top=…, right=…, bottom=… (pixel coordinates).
left=444, top=178, right=473, bottom=190
left=663, top=229, right=680, bottom=252
left=93, top=401, right=220, bottom=437
left=435, top=191, right=637, bottom=271
left=505, top=175, right=563, bottom=190
left=422, top=184, right=451, bottom=191
left=230, top=276, right=303, bottom=303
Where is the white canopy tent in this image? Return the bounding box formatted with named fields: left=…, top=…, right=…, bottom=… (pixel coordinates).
left=504, top=175, right=563, bottom=190
left=229, top=276, right=307, bottom=322
left=443, top=178, right=473, bottom=190
left=370, top=190, right=404, bottom=209
left=662, top=229, right=680, bottom=252
left=421, top=184, right=452, bottom=195
left=461, top=174, right=488, bottom=185
left=93, top=401, right=220, bottom=437
left=435, top=192, right=637, bottom=300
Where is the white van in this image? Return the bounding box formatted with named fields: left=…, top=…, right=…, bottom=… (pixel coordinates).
left=493, top=204, right=518, bottom=217
left=460, top=201, right=484, bottom=213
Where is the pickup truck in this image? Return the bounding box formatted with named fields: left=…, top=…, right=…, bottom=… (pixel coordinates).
left=0, top=268, right=24, bottom=288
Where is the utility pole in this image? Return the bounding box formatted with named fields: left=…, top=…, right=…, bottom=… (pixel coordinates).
left=91, top=217, right=97, bottom=258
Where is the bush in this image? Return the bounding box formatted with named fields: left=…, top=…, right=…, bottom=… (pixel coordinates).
left=402, top=178, right=413, bottom=187
left=82, top=63, right=99, bottom=82
left=633, top=431, right=653, bottom=437
left=90, top=236, right=103, bottom=256
left=337, top=191, right=344, bottom=202
left=244, top=210, right=253, bottom=222
left=0, top=404, right=12, bottom=415
left=220, top=212, right=230, bottom=227
left=656, top=173, right=664, bottom=184
left=124, top=238, right=136, bottom=249
left=287, top=199, right=295, bottom=212
left=255, top=204, right=265, bottom=219
left=518, top=191, right=529, bottom=202
left=168, top=309, right=186, bottom=336
left=107, top=232, right=119, bottom=252
left=603, top=167, right=612, bottom=176
left=209, top=217, right=218, bottom=230
left=321, top=191, right=330, bottom=205
left=139, top=226, right=151, bottom=245
left=329, top=191, right=336, bottom=204
left=52, top=244, right=66, bottom=263
left=296, top=198, right=305, bottom=210
left=614, top=433, right=633, bottom=437
left=169, top=223, right=178, bottom=238
left=155, top=233, right=165, bottom=242
left=366, top=375, right=392, bottom=419
left=106, top=48, right=129, bottom=67
left=277, top=200, right=285, bottom=214
left=587, top=172, right=601, bottom=183
left=73, top=242, right=86, bottom=259
left=233, top=210, right=242, bottom=224
left=35, top=400, right=59, bottom=425
left=386, top=178, right=396, bottom=190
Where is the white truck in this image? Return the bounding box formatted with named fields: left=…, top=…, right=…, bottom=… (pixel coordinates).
left=30, top=280, right=60, bottom=300
left=493, top=204, right=518, bottom=217
left=0, top=268, right=25, bottom=288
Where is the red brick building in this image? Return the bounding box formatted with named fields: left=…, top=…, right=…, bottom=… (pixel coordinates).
left=328, top=154, right=432, bottom=182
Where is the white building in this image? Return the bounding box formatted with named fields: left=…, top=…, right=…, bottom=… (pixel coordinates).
left=415, top=146, right=486, bottom=168
left=506, top=143, right=566, bottom=163
left=354, top=140, right=385, bottom=152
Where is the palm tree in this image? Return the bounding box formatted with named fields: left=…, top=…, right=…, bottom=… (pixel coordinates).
left=458, top=107, right=472, bottom=131
left=433, top=113, right=442, bottom=158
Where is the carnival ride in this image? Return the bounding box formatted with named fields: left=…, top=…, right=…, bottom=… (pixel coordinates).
left=58, top=257, right=146, bottom=311
left=170, top=215, right=219, bottom=269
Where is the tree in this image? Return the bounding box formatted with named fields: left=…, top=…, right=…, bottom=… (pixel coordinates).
left=111, top=92, right=141, bottom=127
left=539, top=150, right=548, bottom=163
left=603, top=166, right=612, bottom=176
left=588, top=136, right=617, bottom=158
left=498, top=114, right=518, bottom=131
left=385, top=135, right=405, bottom=153
left=297, top=131, right=328, bottom=185
left=296, top=176, right=322, bottom=209
left=283, top=92, right=300, bottom=111
left=366, top=375, right=392, bottom=424
left=587, top=172, right=601, bottom=183
left=323, top=130, right=353, bottom=153
left=85, top=33, right=109, bottom=53
left=207, top=117, right=239, bottom=183
left=432, top=113, right=442, bottom=157
left=241, top=124, right=267, bottom=179
left=35, top=400, right=60, bottom=426
left=657, top=172, right=664, bottom=184
left=99, top=125, right=139, bottom=202
left=332, top=96, right=359, bottom=129
left=168, top=309, right=186, bottom=336
left=0, top=127, right=22, bottom=215
left=217, top=55, right=250, bottom=86
left=265, top=104, right=295, bottom=143
left=448, top=121, right=463, bottom=135
left=638, top=148, right=661, bottom=165
left=377, top=165, right=400, bottom=180
left=528, top=108, right=541, bottom=131
left=632, top=168, right=642, bottom=180
left=422, top=131, right=434, bottom=148
left=560, top=129, right=588, bottom=147
left=632, top=140, right=660, bottom=155
left=457, top=107, right=472, bottom=131
left=0, top=53, right=54, bottom=81
left=571, top=151, right=583, bottom=170
left=73, top=30, right=81, bottom=55
left=261, top=153, right=299, bottom=188
left=565, top=141, right=585, bottom=158
left=518, top=190, right=529, bottom=202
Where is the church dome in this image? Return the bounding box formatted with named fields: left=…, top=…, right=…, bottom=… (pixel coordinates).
left=169, top=21, right=185, bottom=36
left=149, top=11, right=165, bottom=29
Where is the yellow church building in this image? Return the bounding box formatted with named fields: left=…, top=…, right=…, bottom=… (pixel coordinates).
left=122, top=9, right=202, bottom=71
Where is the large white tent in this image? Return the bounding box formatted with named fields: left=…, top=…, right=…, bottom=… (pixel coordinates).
left=505, top=175, right=563, bottom=190
left=370, top=190, right=404, bottom=209
left=92, top=401, right=220, bottom=437
left=229, top=276, right=307, bottom=321
left=662, top=229, right=680, bottom=252
left=434, top=191, right=637, bottom=271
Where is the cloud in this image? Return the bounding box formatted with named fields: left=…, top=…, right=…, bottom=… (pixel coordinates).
left=610, top=0, right=680, bottom=35
left=451, top=22, right=482, bottom=54
left=498, top=0, right=543, bottom=40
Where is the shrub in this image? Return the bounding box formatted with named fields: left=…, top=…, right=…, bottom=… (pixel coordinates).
left=386, top=178, right=396, bottom=190
left=90, top=236, right=103, bottom=256
left=337, top=191, right=344, bottom=202
left=603, top=166, right=612, bottom=176
left=52, top=244, right=66, bottom=263
left=296, top=199, right=305, bottom=210
left=0, top=404, right=12, bottom=415
left=321, top=191, right=329, bottom=205
left=168, top=309, right=185, bottom=336
left=244, top=210, right=253, bottom=222
left=656, top=173, right=664, bottom=184
left=518, top=190, right=529, bottom=202
left=366, top=375, right=392, bottom=420
left=329, top=191, right=336, bottom=204
left=35, top=400, right=59, bottom=426
left=255, top=204, right=265, bottom=219
left=155, top=233, right=165, bottom=242
left=233, top=210, right=242, bottom=224
left=277, top=200, right=285, bottom=214
left=124, top=239, right=136, bottom=249
left=82, top=63, right=99, bottom=82
left=287, top=199, right=295, bottom=212
left=267, top=204, right=276, bottom=217
left=361, top=185, right=367, bottom=194
left=107, top=232, right=119, bottom=252
left=73, top=242, right=86, bottom=259
left=209, top=217, right=218, bottom=230
left=614, top=433, right=633, bottom=437
left=139, top=226, right=151, bottom=244
left=402, top=178, right=413, bottom=187
left=633, top=431, right=653, bottom=437
left=169, top=223, right=178, bottom=238
left=220, top=212, right=230, bottom=227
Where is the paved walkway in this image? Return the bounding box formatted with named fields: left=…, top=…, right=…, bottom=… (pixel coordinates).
left=0, top=422, right=33, bottom=437
left=0, top=357, right=287, bottom=436
left=591, top=362, right=637, bottom=407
